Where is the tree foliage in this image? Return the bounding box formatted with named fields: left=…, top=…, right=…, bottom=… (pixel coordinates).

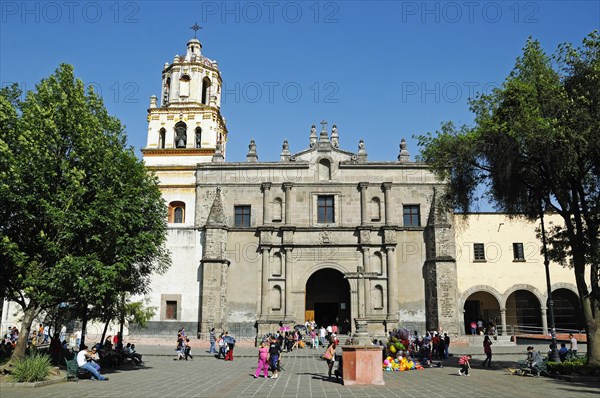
left=0, top=64, right=170, bottom=361
left=417, top=32, right=600, bottom=364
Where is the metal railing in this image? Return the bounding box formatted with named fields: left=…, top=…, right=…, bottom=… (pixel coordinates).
left=497, top=325, right=584, bottom=336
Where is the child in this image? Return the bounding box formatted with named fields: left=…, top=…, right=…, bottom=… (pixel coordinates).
left=254, top=342, right=269, bottom=378
left=458, top=354, right=472, bottom=376
left=184, top=337, right=193, bottom=360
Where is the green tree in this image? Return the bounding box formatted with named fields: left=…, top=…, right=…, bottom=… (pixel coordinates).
left=0, top=64, right=170, bottom=364
left=417, top=32, right=600, bottom=365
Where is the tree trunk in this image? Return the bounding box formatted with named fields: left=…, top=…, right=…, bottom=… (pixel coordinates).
left=80, top=306, right=88, bottom=348
left=582, top=295, right=600, bottom=365
left=100, top=317, right=111, bottom=344
left=9, top=305, right=39, bottom=362
left=118, top=295, right=125, bottom=351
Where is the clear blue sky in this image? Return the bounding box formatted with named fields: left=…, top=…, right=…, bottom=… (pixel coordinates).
left=1, top=1, right=598, bottom=166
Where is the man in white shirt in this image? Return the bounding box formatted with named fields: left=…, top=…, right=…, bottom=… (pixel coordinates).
left=77, top=345, right=108, bottom=381
left=569, top=334, right=578, bottom=356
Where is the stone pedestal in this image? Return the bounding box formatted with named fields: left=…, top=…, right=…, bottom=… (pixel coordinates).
left=352, top=318, right=372, bottom=346
left=341, top=346, right=385, bottom=386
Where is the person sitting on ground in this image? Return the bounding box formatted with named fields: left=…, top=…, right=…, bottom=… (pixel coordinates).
left=526, top=346, right=543, bottom=375
left=77, top=344, right=108, bottom=381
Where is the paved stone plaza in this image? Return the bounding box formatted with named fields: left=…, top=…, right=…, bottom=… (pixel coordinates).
left=1, top=346, right=598, bottom=398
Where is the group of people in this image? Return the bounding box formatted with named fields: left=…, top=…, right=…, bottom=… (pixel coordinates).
left=252, top=329, right=341, bottom=380
left=174, top=328, right=194, bottom=360
left=469, top=319, right=496, bottom=336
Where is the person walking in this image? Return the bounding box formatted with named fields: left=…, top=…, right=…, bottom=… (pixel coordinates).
left=323, top=340, right=337, bottom=379
left=254, top=341, right=269, bottom=378
left=208, top=328, right=216, bottom=354
left=482, top=335, right=492, bottom=368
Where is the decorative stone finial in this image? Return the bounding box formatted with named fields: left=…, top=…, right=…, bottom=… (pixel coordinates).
left=319, top=120, right=329, bottom=143
left=331, top=124, right=339, bottom=148
left=149, top=95, right=157, bottom=108
left=280, top=139, right=291, bottom=162
left=247, top=139, right=258, bottom=162
left=357, top=139, right=368, bottom=162
left=309, top=125, right=317, bottom=148
left=212, top=142, right=224, bottom=162
left=398, top=138, right=410, bottom=162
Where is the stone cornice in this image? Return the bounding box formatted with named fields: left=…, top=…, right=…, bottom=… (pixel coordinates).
left=142, top=148, right=216, bottom=156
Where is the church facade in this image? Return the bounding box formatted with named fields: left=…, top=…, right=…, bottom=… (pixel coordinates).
left=140, top=37, right=460, bottom=338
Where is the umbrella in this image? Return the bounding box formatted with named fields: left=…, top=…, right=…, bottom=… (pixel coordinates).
left=279, top=326, right=291, bottom=332
left=294, top=325, right=307, bottom=333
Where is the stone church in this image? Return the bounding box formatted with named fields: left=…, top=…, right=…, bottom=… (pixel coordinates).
left=140, top=36, right=459, bottom=338
left=0, top=36, right=586, bottom=339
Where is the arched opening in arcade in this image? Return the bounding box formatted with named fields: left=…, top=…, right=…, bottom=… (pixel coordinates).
left=506, top=290, right=542, bottom=331
left=549, top=288, right=584, bottom=331
left=463, top=291, right=501, bottom=334
left=305, top=268, right=351, bottom=334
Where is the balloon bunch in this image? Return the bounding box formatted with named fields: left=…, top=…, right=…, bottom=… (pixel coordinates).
left=382, top=356, right=424, bottom=372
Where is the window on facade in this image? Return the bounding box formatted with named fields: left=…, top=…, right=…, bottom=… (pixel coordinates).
left=474, top=243, right=486, bottom=261
left=163, top=77, right=170, bottom=105
left=165, top=301, right=178, bottom=320
left=195, top=127, right=202, bottom=148
left=373, top=252, right=383, bottom=275
left=317, top=195, right=335, bottom=223
left=234, top=205, right=251, bottom=227
left=403, top=205, right=421, bottom=226
left=202, top=77, right=211, bottom=104
left=168, top=201, right=185, bottom=223
left=179, top=75, right=190, bottom=98
left=513, top=242, right=525, bottom=261
left=158, top=128, right=166, bottom=149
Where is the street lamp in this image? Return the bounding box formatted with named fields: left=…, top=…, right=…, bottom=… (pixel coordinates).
left=539, top=200, right=560, bottom=362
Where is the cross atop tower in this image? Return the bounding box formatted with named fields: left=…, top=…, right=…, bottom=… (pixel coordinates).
left=320, top=120, right=328, bottom=132
left=190, top=22, right=202, bottom=38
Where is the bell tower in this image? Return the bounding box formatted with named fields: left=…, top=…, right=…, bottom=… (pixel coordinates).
left=142, top=31, right=228, bottom=166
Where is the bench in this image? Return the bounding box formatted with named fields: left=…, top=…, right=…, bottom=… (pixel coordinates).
left=65, top=357, right=79, bottom=382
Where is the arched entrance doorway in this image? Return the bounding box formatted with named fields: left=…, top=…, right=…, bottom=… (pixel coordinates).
left=305, top=269, right=351, bottom=333
left=506, top=290, right=542, bottom=330
left=549, top=289, right=584, bottom=331
left=463, top=291, right=501, bottom=334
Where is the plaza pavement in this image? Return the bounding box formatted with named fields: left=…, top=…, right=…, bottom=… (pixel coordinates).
left=1, top=343, right=598, bottom=398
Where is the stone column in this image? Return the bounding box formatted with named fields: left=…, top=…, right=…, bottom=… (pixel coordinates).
left=283, top=183, right=293, bottom=225
left=500, top=308, right=507, bottom=336
left=541, top=308, right=548, bottom=335
left=358, top=182, right=369, bottom=225
left=283, top=248, right=293, bottom=318
left=385, top=246, right=399, bottom=320
left=260, top=248, right=270, bottom=316
left=382, top=182, right=392, bottom=225
left=362, top=247, right=371, bottom=316
left=261, top=182, right=271, bottom=225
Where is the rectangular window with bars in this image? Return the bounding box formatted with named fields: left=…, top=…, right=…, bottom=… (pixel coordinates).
left=317, top=195, right=335, bottom=223
left=473, top=243, right=486, bottom=261
left=513, top=242, right=525, bottom=261
left=403, top=205, right=421, bottom=227
left=234, top=205, right=251, bottom=227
